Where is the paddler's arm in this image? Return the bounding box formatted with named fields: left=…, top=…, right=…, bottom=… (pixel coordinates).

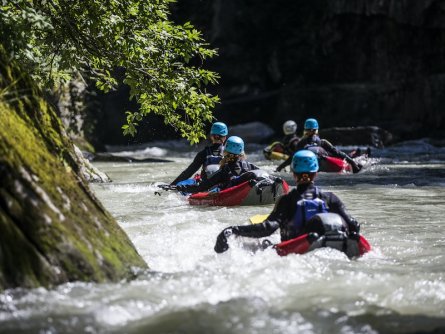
left=233, top=192, right=290, bottom=238
left=177, top=168, right=225, bottom=194
left=248, top=162, right=260, bottom=170
left=214, top=195, right=289, bottom=253
left=323, top=192, right=361, bottom=233
left=214, top=219, right=280, bottom=253
left=231, top=219, right=280, bottom=238
left=320, top=139, right=362, bottom=173
left=275, top=155, right=292, bottom=172
left=171, top=149, right=206, bottom=185
left=275, top=136, right=302, bottom=172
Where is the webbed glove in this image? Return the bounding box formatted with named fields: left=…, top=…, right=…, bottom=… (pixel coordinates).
left=352, top=162, right=363, bottom=174
left=175, top=185, right=187, bottom=192
left=348, top=218, right=361, bottom=234
left=214, top=227, right=234, bottom=253
left=344, top=155, right=362, bottom=174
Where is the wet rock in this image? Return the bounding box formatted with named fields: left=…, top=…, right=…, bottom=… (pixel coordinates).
left=0, top=45, right=147, bottom=291
left=320, top=126, right=394, bottom=148
left=229, top=121, right=275, bottom=143
left=73, top=146, right=111, bottom=183
left=165, top=0, right=445, bottom=142
left=93, top=152, right=173, bottom=163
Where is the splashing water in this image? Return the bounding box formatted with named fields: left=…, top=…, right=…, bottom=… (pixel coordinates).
left=1, top=139, right=445, bottom=334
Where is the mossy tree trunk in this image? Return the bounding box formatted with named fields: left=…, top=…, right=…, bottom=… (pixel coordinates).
left=0, top=46, right=147, bottom=291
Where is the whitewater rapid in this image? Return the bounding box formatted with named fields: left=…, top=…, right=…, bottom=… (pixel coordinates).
left=1, top=139, right=444, bottom=334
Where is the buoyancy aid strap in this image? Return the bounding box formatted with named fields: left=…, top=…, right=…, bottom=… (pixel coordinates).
left=240, top=160, right=249, bottom=171
left=314, top=186, right=320, bottom=198
left=206, top=146, right=212, bottom=156
left=302, top=199, right=306, bottom=222
left=313, top=187, right=330, bottom=211
left=293, top=187, right=329, bottom=232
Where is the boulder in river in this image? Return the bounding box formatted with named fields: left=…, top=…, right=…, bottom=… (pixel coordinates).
left=320, top=126, right=394, bottom=148
left=229, top=121, right=275, bottom=143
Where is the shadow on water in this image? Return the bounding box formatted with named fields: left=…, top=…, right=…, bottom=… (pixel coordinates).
left=249, top=139, right=445, bottom=188
left=1, top=297, right=444, bottom=334
left=314, top=165, right=445, bottom=187
left=113, top=300, right=445, bottom=334
left=351, top=312, right=445, bottom=334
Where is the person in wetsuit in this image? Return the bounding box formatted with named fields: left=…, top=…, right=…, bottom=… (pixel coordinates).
left=214, top=150, right=361, bottom=253
left=274, top=120, right=300, bottom=172
left=293, top=118, right=362, bottom=173
left=176, top=136, right=260, bottom=194
left=171, top=122, right=228, bottom=185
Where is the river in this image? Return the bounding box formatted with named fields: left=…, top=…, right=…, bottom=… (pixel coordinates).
left=1, top=139, right=445, bottom=334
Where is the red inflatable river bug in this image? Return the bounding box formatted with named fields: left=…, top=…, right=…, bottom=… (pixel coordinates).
left=189, top=179, right=289, bottom=206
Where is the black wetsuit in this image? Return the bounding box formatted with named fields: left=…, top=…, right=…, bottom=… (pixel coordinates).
left=178, top=160, right=259, bottom=194
left=294, top=135, right=360, bottom=172
left=296, top=135, right=348, bottom=160
left=171, top=143, right=224, bottom=185
left=228, top=183, right=360, bottom=241
left=276, top=134, right=300, bottom=171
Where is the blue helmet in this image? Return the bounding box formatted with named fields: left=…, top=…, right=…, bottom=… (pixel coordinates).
left=225, top=136, right=244, bottom=155
left=210, top=122, right=228, bottom=136
left=292, top=150, right=319, bottom=173
left=304, top=118, right=319, bottom=130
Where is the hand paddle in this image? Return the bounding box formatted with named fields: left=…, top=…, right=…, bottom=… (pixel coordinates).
left=155, top=183, right=177, bottom=196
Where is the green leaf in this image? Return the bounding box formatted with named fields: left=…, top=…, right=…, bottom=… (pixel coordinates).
left=2, top=0, right=220, bottom=143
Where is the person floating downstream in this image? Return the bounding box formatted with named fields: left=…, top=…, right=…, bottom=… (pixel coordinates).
left=214, top=150, right=361, bottom=253
left=271, top=120, right=300, bottom=171
left=175, top=136, right=260, bottom=193
left=293, top=118, right=363, bottom=173
left=170, top=122, right=228, bottom=185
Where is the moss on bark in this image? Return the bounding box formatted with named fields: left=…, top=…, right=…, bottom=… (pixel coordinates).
left=0, top=45, right=147, bottom=291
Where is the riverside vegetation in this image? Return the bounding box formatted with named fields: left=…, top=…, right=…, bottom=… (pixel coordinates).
left=0, top=0, right=219, bottom=290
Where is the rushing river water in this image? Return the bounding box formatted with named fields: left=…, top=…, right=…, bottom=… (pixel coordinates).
left=1, top=139, right=445, bottom=334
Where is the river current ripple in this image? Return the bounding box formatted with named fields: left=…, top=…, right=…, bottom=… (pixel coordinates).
left=1, top=139, right=445, bottom=334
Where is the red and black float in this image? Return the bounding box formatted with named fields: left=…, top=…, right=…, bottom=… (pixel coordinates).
left=249, top=213, right=371, bottom=258
left=189, top=177, right=289, bottom=206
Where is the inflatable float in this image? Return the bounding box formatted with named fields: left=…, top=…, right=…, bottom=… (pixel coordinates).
left=319, top=156, right=351, bottom=173
left=189, top=172, right=289, bottom=206
left=263, top=141, right=289, bottom=161
left=264, top=141, right=371, bottom=173
left=250, top=213, right=371, bottom=258
left=274, top=229, right=371, bottom=258
left=263, top=142, right=367, bottom=173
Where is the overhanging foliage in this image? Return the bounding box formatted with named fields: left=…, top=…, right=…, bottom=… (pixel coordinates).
left=1, top=0, right=219, bottom=143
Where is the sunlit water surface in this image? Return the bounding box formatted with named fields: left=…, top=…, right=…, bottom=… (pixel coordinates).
left=1, top=140, right=445, bottom=334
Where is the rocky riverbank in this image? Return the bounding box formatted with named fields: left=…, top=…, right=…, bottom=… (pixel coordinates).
left=0, top=45, right=147, bottom=291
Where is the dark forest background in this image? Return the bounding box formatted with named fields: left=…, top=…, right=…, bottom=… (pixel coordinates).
left=89, top=0, right=445, bottom=148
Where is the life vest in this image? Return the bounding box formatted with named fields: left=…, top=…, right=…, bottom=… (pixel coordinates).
left=292, top=187, right=328, bottom=235
left=201, top=145, right=224, bottom=179
left=302, top=135, right=327, bottom=157
left=228, top=160, right=253, bottom=179
left=221, top=160, right=256, bottom=188
left=302, top=135, right=321, bottom=148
